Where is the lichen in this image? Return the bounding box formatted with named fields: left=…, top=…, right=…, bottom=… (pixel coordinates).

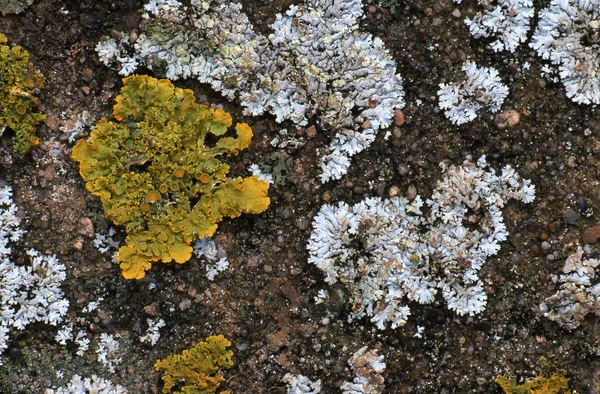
left=154, top=335, right=234, bottom=394
left=72, top=75, right=270, bottom=279
left=307, top=156, right=534, bottom=329
left=0, top=32, right=45, bottom=153
left=495, top=369, right=571, bottom=394
left=0, top=0, right=35, bottom=15
left=96, top=0, right=405, bottom=182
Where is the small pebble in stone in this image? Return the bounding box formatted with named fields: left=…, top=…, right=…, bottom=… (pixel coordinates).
left=179, top=298, right=191, bottom=311
left=539, top=232, right=548, bottom=241
left=541, top=241, right=551, bottom=250
left=407, top=185, right=417, bottom=200
left=388, top=186, right=400, bottom=197
left=494, top=109, right=520, bottom=129
left=397, top=164, right=409, bottom=176
left=546, top=254, right=555, bottom=261
left=584, top=244, right=592, bottom=255
left=563, top=209, right=579, bottom=226
left=577, top=196, right=587, bottom=212
left=320, top=317, right=330, bottom=326
left=452, top=8, right=461, bottom=18
left=394, top=109, right=405, bottom=126
left=263, top=264, right=273, bottom=273
left=530, top=244, right=541, bottom=256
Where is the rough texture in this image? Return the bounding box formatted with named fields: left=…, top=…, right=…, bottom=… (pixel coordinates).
left=0, top=32, right=44, bottom=153
left=438, top=61, right=508, bottom=125
left=154, top=335, right=234, bottom=394
left=456, top=0, right=534, bottom=53
left=308, top=156, right=534, bottom=329
left=72, top=75, right=270, bottom=279
left=96, top=0, right=405, bottom=182
left=530, top=0, right=600, bottom=104
left=540, top=246, right=600, bottom=330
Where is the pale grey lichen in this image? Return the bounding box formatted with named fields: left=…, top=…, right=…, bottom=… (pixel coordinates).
left=307, top=156, right=534, bottom=329
left=1, top=185, right=69, bottom=363
left=44, top=374, right=128, bottom=394
left=540, top=246, right=600, bottom=330
left=438, top=61, right=509, bottom=125
left=193, top=237, right=229, bottom=281
left=455, top=0, right=534, bottom=52
left=96, top=333, right=122, bottom=374
left=530, top=0, right=600, bottom=105
left=284, top=373, right=322, bottom=394
left=340, top=347, right=386, bottom=394
left=0, top=0, right=35, bottom=15
left=96, top=0, right=405, bottom=182
left=139, top=318, right=165, bottom=346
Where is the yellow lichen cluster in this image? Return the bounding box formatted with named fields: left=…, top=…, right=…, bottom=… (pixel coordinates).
left=0, top=32, right=45, bottom=154
left=495, top=369, right=571, bottom=394
left=154, top=335, right=233, bottom=394
left=72, top=75, right=270, bottom=279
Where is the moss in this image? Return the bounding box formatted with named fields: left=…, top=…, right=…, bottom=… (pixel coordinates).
left=72, top=75, right=270, bottom=279
left=0, top=32, right=45, bottom=153
left=154, top=335, right=234, bottom=394
left=495, top=369, right=571, bottom=394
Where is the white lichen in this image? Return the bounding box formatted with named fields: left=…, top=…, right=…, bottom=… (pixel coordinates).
left=140, top=318, right=165, bottom=346
left=530, top=0, right=600, bottom=105
left=307, top=156, right=534, bottom=329
left=456, top=0, right=534, bottom=52
left=540, top=246, right=600, bottom=330
left=438, top=61, right=509, bottom=125
left=45, top=374, right=128, bottom=394
left=340, top=347, right=386, bottom=394
left=193, top=237, right=229, bottom=281
left=96, top=0, right=405, bottom=182
left=1, top=186, right=69, bottom=362
left=96, top=333, right=122, bottom=373
left=283, top=373, right=322, bottom=394
left=94, top=227, right=120, bottom=263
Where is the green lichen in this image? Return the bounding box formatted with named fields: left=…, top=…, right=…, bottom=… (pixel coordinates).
left=72, top=75, right=270, bottom=279
left=0, top=0, right=35, bottom=15
left=0, top=32, right=45, bottom=154
left=154, top=335, right=233, bottom=394
left=495, top=369, right=571, bottom=394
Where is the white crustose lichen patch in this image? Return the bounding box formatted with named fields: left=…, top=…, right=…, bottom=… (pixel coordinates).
left=1, top=185, right=69, bottom=363
left=455, top=0, right=534, bottom=53
left=530, top=0, right=600, bottom=105
left=307, top=156, right=534, bottom=329
left=540, top=246, right=600, bottom=330
left=96, top=0, right=405, bottom=183
left=438, top=61, right=509, bottom=125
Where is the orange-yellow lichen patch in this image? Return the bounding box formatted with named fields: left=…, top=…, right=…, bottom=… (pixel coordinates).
left=0, top=33, right=45, bottom=153
left=72, top=75, right=270, bottom=279
left=155, top=335, right=234, bottom=394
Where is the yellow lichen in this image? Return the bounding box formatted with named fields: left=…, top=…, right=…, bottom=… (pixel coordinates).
left=155, top=335, right=234, bottom=394
left=72, top=75, right=270, bottom=279
left=495, top=369, right=571, bottom=394
left=0, top=32, right=45, bottom=154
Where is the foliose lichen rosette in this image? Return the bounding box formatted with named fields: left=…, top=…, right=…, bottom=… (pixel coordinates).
left=72, top=75, right=270, bottom=279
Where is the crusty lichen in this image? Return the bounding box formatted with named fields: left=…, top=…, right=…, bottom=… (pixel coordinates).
left=0, top=32, right=45, bottom=153
left=495, top=369, right=571, bottom=394
left=154, top=335, right=233, bottom=394
left=72, top=75, right=270, bottom=279
left=0, top=0, right=35, bottom=15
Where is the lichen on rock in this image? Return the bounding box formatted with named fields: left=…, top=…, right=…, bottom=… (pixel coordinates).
left=96, top=0, right=405, bottom=182
left=0, top=32, right=45, bottom=153
left=72, top=75, right=270, bottom=279
left=307, top=156, right=534, bottom=329
left=154, top=334, right=234, bottom=394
